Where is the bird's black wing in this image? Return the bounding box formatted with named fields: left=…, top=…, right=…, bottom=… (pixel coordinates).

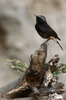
left=38, top=23, right=52, bottom=33
left=38, top=23, right=60, bottom=40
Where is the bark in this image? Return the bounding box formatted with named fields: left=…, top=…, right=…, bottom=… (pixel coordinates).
left=0, top=42, right=65, bottom=100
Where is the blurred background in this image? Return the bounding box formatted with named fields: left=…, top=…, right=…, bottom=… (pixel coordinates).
left=0, top=0, right=66, bottom=87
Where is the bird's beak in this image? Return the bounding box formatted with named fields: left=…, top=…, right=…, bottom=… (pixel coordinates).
left=34, top=14, right=36, bottom=17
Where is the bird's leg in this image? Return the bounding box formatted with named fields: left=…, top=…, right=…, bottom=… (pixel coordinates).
left=44, top=39, right=50, bottom=43
left=41, top=39, right=49, bottom=46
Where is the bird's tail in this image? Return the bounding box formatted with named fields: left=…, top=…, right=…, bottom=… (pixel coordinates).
left=56, top=40, right=63, bottom=50
left=44, top=37, right=63, bottom=50
left=57, top=37, right=61, bottom=41
left=50, top=36, right=63, bottom=50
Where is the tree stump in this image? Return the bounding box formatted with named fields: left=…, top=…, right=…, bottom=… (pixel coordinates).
left=0, top=42, right=66, bottom=100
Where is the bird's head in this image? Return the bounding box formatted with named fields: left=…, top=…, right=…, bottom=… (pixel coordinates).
left=34, top=14, right=47, bottom=23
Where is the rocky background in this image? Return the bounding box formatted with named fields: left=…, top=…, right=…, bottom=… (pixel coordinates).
left=0, top=0, right=66, bottom=87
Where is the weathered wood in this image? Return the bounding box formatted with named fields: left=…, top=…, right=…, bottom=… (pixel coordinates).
left=5, top=42, right=48, bottom=98
left=0, top=42, right=66, bottom=100
left=0, top=74, right=24, bottom=98
left=0, top=42, right=47, bottom=98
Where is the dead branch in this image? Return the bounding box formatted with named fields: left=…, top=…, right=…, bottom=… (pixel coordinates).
left=0, top=42, right=66, bottom=100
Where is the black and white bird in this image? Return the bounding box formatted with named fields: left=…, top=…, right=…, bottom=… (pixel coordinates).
left=34, top=14, right=63, bottom=50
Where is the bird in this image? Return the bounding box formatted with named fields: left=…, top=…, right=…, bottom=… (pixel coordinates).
left=34, top=14, right=63, bottom=50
